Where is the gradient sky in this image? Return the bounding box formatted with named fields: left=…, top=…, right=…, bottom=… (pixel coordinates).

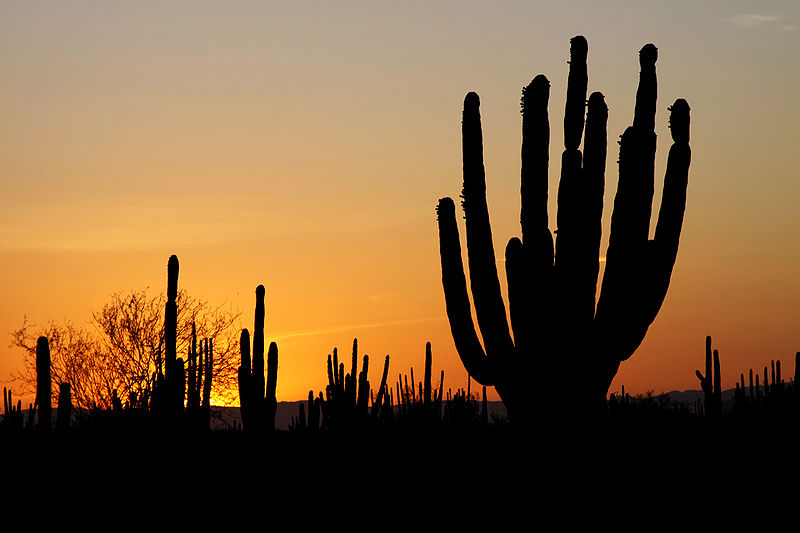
left=2, top=1, right=799, bottom=405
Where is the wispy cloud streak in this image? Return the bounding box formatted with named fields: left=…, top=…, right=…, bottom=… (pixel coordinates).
left=273, top=316, right=442, bottom=342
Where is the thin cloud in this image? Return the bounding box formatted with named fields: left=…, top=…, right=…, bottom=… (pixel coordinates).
left=730, top=14, right=780, bottom=27
left=272, top=316, right=442, bottom=342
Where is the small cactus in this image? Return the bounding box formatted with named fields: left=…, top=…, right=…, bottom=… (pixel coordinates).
left=695, top=336, right=722, bottom=418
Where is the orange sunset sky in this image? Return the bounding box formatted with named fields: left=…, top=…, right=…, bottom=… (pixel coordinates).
left=2, top=1, right=799, bottom=405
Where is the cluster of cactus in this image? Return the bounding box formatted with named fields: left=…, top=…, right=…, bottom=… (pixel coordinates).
left=1, top=388, right=24, bottom=431
left=733, top=356, right=790, bottom=416
left=186, top=323, right=214, bottom=429
left=439, top=379, right=489, bottom=427
left=289, top=390, right=323, bottom=432
left=289, top=340, right=498, bottom=432
left=0, top=336, right=74, bottom=432
left=436, top=36, right=691, bottom=422
left=237, top=285, right=279, bottom=433
left=394, top=342, right=445, bottom=424
left=314, top=339, right=387, bottom=431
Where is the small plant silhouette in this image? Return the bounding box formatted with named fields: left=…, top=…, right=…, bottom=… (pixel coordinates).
left=695, top=336, right=722, bottom=418
left=436, top=36, right=691, bottom=422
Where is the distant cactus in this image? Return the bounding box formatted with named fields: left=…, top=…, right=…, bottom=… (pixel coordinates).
left=321, top=339, right=373, bottom=430
left=57, top=382, right=72, bottom=431
left=436, top=36, right=690, bottom=421
left=36, top=336, right=51, bottom=430
left=187, top=324, right=213, bottom=430
left=695, top=336, right=722, bottom=418
left=2, top=388, right=23, bottom=431
left=238, top=285, right=279, bottom=433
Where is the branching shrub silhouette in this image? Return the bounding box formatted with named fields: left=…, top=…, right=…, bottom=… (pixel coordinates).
left=436, top=36, right=691, bottom=422
left=238, top=285, right=278, bottom=433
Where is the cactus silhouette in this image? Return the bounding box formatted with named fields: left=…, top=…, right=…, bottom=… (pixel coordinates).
left=36, top=336, right=51, bottom=430
left=150, top=255, right=186, bottom=425
left=436, top=36, right=691, bottom=421
left=57, top=382, right=72, bottom=431
left=238, top=285, right=279, bottom=433
left=695, top=336, right=722, bottom=418
left=321, top=339, right=373, bottom=430
left=2, top=388, right=24, bottom=431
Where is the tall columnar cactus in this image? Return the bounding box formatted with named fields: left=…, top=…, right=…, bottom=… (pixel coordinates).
left=696, top=336, right=722, bottom=418
left=202, top=338, right=213, bottom=410
left=436, top=36, right=691, bottom=421
left=238, top=285, right=279, bottom=433
left=153, top=254, right=186, bottom=422
left=36, top=336, right=51, bottom=430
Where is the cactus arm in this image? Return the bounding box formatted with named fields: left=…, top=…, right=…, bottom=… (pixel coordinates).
left=520, top=74, right=552, bottom=249
left=580, top=92, right=608, bottom=304
left=604, top=44, right=658, bottom=257
left=238, top=329, right=250, bottom=427
left=554, top=37, right=588, bottom=290
left=436, top=197, right=496, bottom=385
left=374, top=355, right=390, bottom=408
left=460, top=92, right=515, bottom=361
left=36, top=336, right=51, bottom=430
left=564, top=36, right=588, bottom=150
left=266, top=341, right=278, bottom=431
left=515, top=74, right=554, bottom=349
left=252, top=286, right=266, bottom=403
left=649, top=99, right=691, bottom=314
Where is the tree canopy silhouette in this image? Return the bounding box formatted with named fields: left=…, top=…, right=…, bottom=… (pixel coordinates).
left=10, top=288, right=242, bottom=411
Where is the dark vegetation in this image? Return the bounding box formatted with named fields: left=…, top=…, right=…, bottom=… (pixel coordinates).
left=1, top=39, right=797, bottom=491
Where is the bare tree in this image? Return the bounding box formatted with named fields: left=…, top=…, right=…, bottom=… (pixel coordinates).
left=10, top=288, right=242, bottom=411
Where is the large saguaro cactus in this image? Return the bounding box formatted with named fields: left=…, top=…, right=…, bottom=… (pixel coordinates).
left=436, top=36, right=691, bottom=422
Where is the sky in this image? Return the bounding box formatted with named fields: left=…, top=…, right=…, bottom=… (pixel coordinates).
left=2, top=1, right=799, bottom=405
